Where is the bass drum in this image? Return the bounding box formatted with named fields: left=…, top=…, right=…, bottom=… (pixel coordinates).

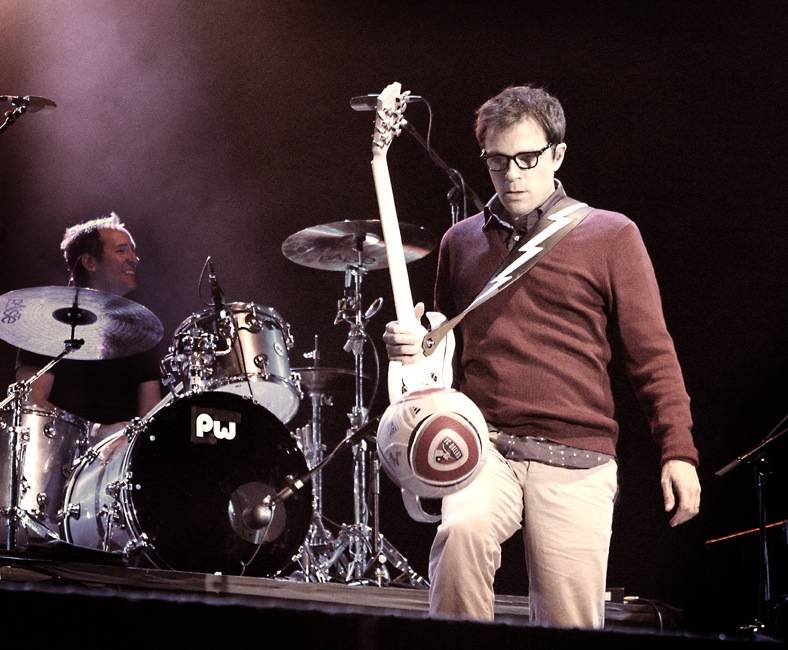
left=62, top=391, right=312, bottom=577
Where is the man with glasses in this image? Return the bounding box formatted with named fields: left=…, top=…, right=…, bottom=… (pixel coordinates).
left=383, top=85, right=700, bottom=627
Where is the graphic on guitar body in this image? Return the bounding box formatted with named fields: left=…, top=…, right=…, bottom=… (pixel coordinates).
left=370, top=82, right=488, bottom=522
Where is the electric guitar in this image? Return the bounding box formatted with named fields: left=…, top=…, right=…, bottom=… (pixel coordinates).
left=371, top=83, right=490, bottom=524
left=370, top=82, right=454, bottom=402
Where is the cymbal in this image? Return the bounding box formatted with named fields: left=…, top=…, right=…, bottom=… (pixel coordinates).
left=0, top=285, right=164, bottom=360
left=293, top=367, right=369, bottom=394
left=281, top=219, right=436, bottom=271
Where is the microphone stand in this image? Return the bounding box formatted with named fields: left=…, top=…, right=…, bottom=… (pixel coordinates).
left=0, top=95, right=53, bottom=136
left=715, top=413, right=788, bottom=636
left=400, top=119, right=485, bottom=224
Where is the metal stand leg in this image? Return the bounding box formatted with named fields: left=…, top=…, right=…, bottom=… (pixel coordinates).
left=332, top=259, right=428, bottom=589
left=283, top=256, right=428, bottom=588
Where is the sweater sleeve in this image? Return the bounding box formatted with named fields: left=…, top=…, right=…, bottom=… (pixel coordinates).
left=607, top=222, right=699, bottom=466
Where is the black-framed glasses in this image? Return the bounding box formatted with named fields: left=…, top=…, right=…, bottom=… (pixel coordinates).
left=480, top=143, right=553, bottom=172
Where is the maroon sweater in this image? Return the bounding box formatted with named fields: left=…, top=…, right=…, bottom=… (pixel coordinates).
left=435, top=205, right=699, bottom=466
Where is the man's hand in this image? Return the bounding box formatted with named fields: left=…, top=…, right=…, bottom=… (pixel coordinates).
left=661, top=459, right=701, bottom=527
left=382, top=302, right=428, bottom=363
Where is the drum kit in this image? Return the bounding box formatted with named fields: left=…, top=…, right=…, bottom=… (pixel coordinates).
left=0, top=218, right=436, bottom=587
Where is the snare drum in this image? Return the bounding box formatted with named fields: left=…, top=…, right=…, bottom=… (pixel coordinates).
left=62, top=391, right=312, bottom=577
left=1, top=404, right=89, bottom=545
left=161, top=302, right=302, bottom=423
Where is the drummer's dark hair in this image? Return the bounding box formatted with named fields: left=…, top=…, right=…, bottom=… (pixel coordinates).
left=60, top=212, right=133, bottom=286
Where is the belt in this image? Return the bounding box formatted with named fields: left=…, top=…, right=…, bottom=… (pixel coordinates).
left=489, top=428, right=614, bottom=470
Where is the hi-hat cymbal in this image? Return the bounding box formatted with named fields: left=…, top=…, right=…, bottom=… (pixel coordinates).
left=281, top=219, right=436, bottom=271
left=0, top=286, right=164, bottom=360
left=293, top=367, right=369, bottom=394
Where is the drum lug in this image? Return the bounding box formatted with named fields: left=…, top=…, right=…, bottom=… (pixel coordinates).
left=105, top=479, right=128, bottom=499
left=123, top=533, right=151, bottom=556
left=59, top=503, right=81, bottom=521
left=125, top=417, right=147, bottom=439
left=83, top=448, right=99, bottom=464
left=7, top=424, right=30, bottom=442
left=245, top=313, right=262, bottom=333
left=290, top=371, right=304, bottom=399
left=253, top=354, right=270, bottom=378
left=284, top=322, right=294, bottom=349
left=43, top=422, right=57, bottom=438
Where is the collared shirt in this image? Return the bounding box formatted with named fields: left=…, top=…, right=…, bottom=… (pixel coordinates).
left=482, top=179, right=567, bottom=250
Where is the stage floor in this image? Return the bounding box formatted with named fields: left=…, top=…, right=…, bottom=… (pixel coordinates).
left=2, top=552, right=783, bottom=649
left=0, top=546, right=740, bottom=639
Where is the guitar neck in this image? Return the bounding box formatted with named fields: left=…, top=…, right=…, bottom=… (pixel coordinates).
left=372, top=151, right=417, bottom=326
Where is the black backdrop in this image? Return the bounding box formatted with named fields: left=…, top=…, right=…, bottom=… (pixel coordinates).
left=1, top=0, right=786, bottom=632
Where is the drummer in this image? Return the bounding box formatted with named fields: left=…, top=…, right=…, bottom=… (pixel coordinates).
left=14, top=213, right=162, bottom=441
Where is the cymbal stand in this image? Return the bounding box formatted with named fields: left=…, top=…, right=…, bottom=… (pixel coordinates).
left=2, top=343, right=81, bottom=551
left=288, top=336, right=346, bottom=582
left=331, top=248, right=427, bottom=587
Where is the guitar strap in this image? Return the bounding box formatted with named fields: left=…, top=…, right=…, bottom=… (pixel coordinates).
left=422, top=197, right=592, bottom=355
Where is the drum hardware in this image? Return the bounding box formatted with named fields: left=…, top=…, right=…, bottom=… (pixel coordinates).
left=0, top=94, right=57, bottom=136
left=285, top=336, right=376, bottom=582
left=162, top=259, right=301, bottom=424
left=282, top=220, right=436, bottom=587
left=1, top=348, right=81, bottom=550
left=1, top=331, right=83, bottom=550
left=0, top=285, right=162, bottom=554
left=61, top=390, right=312, bottom=576
left=244, top=407, right=382, bottom=581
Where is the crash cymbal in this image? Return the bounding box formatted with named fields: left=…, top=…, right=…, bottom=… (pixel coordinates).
left=0, top=285, right=164, bottom=360
left=293, top=367, right=369, bottom=394
left=281, top=219, right=436, bottom=271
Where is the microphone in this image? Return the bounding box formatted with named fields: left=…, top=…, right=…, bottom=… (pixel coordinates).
left=0, top=95, right=57, bottom=112
left=350, top=94, right=424, bottom=112
left=241, top=496, right=274, bottom=530
left=206, top=257, right=224, bottom=312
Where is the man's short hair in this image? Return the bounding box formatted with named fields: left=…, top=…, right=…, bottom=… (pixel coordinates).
left=474, top=85, right=566, bottom=149
left=60, top=212, right=131, bottom=286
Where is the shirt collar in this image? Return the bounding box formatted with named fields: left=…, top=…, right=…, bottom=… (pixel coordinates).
left=483, top=179, right=567, bottom=233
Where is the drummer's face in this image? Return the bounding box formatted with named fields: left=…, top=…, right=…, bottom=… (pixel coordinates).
left=86, top=229, right=139, bottom=295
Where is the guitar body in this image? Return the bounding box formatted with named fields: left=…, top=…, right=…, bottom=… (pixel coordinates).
left=386, top=310, right=454, bottom=403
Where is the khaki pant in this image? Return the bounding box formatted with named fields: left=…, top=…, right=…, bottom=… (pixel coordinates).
left=428, top=447, right=618, bottom=627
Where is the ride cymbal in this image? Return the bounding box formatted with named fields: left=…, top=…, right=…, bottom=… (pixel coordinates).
left=281, top=219, right=436, bottom=271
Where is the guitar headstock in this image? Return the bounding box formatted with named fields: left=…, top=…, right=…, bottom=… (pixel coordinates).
left=372, top=81, right=409, bottom=156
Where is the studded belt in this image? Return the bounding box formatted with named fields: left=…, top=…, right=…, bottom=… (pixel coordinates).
left=489, top=428, right=614, bottom=469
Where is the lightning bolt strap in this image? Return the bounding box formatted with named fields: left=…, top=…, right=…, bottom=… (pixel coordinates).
left=468, top=205, right=588, bottom=310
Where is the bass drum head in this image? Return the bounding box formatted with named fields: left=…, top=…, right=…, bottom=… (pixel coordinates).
left=127, top=391, right=311, bottom=576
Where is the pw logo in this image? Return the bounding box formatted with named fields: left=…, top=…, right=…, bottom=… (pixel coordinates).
left=191, top=407, right=240, bottom=443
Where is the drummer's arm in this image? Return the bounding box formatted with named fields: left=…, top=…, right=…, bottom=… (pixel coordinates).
left=14, top=364, right=57, bottom=411
left=137, top=379, right=162, bottom=418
